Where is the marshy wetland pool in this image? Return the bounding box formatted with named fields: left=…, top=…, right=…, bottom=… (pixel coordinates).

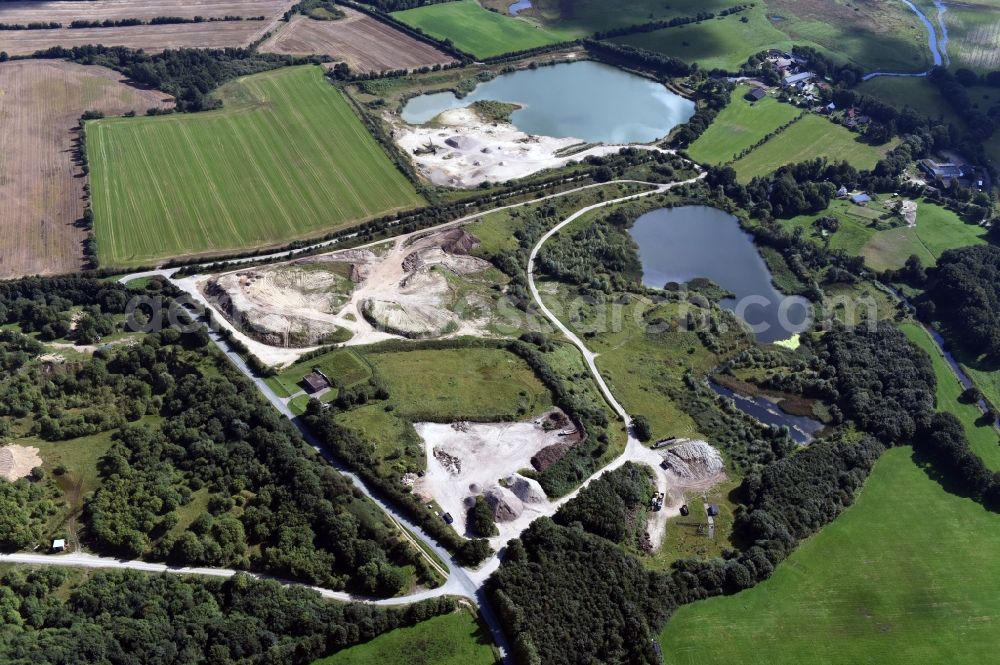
left=400, top=60, right=695, bottom=144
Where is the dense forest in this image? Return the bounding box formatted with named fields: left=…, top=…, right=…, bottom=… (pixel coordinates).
left=0, top=277, right=429, bottom=594
left=923, top=245, right=1000, bottom=359
left=553, top=462, right=653, bottom=544
left=490, top=518, right=671, bottom=665
left=817, top=322, right=936, bottom=443
left=0, top=568, right=455, bottom=665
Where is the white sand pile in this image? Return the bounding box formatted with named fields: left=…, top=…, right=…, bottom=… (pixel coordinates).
left=660, top=440, right=724, bottom=480
left=484, top=485, right=524, bottom=522
left=0, top=445, right=42, bottom=481
left=505, top=474, right=547, bottom=504
left=393, top=105, right=665, bottom=187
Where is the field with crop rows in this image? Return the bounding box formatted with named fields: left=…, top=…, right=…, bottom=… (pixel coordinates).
left=732, top=115, right=895, bottom=181
left=89, top=65, right=425, bottom=267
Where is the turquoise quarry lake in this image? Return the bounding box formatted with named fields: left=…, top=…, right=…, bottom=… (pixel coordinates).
left=401, top=60, right=695, bottom=144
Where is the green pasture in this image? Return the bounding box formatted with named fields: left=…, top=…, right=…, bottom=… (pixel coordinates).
left=89, top=66, right=424, bottom=267
left=859, top=201, right=987, bottom=272
left=901, top=323, right=1000, bottom=470
left=367, top=346, right=552, bottom=421
left=687, top=86, right=801, bottom=165
left=731, top=115, right=896, bottom=181
left=528, top=0, right=734, bottom=36
left=392, top=0, right=573, bottom=58
left=616, top=7, right=791, bottom=72
left=313, top=610, right=497, bottom=665
left=660, top=446, right=1000, bottom=664
left=781, top=198, right=987, bottom=272
left=537, top=281, right=709, bottom=443
left=944, top=5, right=1000, bottom=72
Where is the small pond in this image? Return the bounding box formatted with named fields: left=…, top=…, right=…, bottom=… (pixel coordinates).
left=509, top=0, right=532, bottom=15
left=628, top=206, right=811, bottom=343
left=710, top=381, right=824, bottom=445
left=400, top=60, right=695, bottom=144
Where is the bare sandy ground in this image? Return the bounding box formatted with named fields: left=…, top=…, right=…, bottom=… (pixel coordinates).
left=197, top=226, right=497, bottom=361
left=394, top=106, right=664, bottom=188
left=0, top=445, right=42, bottom=481
left=261, top=10, right=456, bottom=73
left=414, top=414, right=725, bottom=551
left=902, top=199, right=918, bottom=227
left=414, top=415, right=576, bottom=545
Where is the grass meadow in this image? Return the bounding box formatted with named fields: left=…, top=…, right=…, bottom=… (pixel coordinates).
left=858, top=203, right=988, bottom=272
left=659, top=446, right=1000, bottom=665
left=687, top=86, right=801, bottom=165
left=367, top=346, right=552, bottom=422
left=615, top=6, right=792, bottom=72
left=731, top=115, right=896, bottom=181
left=313, top=609, right=497, bottom=665
left=901, top=323, right=1000, bottom=470
left=89, top=65, right=424, bottom=267
left=392, top=0, right=572, bottom=58
left=781, top=198, right=987, bottom=272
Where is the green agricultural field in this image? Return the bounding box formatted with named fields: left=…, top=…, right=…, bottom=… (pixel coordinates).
left=687, top=86, right=801, bottom=165
left=313, top=610, right=497, bottom=665
left=781, top=198, right=987, bottom=272
left=615, top=7, right=793, bottom=72
left=901, top=323, right=1000, bottom=470
left=768, top=1, right=932, bottom=73
left=856, top=77, right=962, bottom=124
left=526, top=0, right=734, bottom=36
left=944, top=4, right=1000, bottom=72
left=858, top=201, right=988, bottom=272
left=89, top=66, right=424, bottom=267
left=367, top=346, right=552, bottom=421
left=659, top=446, right=1000, bottom=665
left=392, top=0, right=573, bottom=59
left=731, top=114, right=896, bottom=182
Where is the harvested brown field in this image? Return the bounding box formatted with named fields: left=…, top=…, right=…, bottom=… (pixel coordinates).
left=0, top=19, right=277, bottom=55
left=0, top=60, right=172, bottom=278
left=261, top=9, right=456, bottom=73
left=0, top=0, right=289, bottom=24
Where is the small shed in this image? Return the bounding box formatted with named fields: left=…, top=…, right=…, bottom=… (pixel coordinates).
left=850, top=193, right=871, bottom=206
left=745, top=87, right=767, bottom=102
left=706, top=504, right=720, bottom=517
left=302, top=372, right=329, bottom=394
left=51, top=539, right=66, bottom=553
